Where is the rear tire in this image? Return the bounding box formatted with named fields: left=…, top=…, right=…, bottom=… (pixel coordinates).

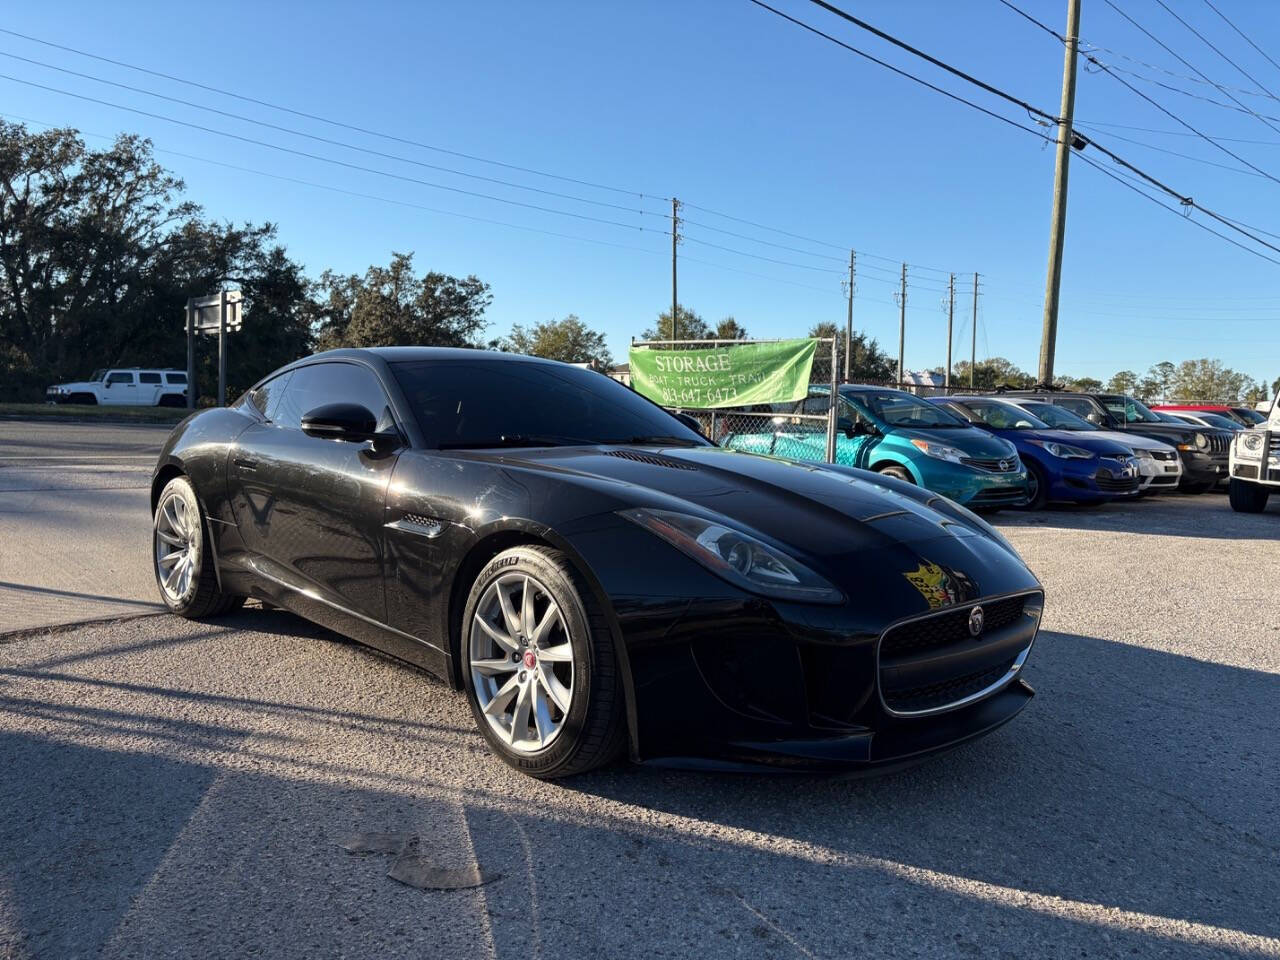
left=1228, top=477, right=1270, bottom=513
left=152, top=476, right=241, bottom=618
left=461, top=545, right=626, bottom=779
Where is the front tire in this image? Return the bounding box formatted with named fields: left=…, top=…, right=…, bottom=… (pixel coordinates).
left=1228, top=477, right=1270, bottom=513
left=152, top=476, right=241, bottom=618
left=1023, top=462, right=1048, bottom=510
left=462, top=545, right=626, bottom=779
left=876, top=464, right=914, bottom=484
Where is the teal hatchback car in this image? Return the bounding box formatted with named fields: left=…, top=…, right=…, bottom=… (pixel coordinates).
left=722, top=385, right=1029, bottom=508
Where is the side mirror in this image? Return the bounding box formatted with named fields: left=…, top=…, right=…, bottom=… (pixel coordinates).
left=674, top=412, right=705, bottom=437
left=1085, top=411, right=1104, bottom=425
left=839, top=417, right=870, bottom=439
left=301, top=403, right=396, bottom=446
left=103, top=381, right=112, bottom=389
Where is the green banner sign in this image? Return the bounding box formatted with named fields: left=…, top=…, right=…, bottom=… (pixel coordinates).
left=628, top=339, right=818, bottom=409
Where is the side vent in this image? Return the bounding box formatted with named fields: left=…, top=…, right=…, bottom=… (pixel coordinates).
left=604, top=450, right=698, bottom=470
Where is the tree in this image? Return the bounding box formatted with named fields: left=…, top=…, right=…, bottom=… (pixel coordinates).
left=500, top=314, right=612, bottom=368
left=1061, top=376, right=1102, bottom=392
left=641, top=304, right=710, bottom=342
left=951, top=357, right=1033, bottom=390
left=1169, top=358, right=1251, bottom=402
left=714, top=316, right=748, bottom=340
left=314, top=252, right=490, bottom=351
left=1146, top=361, right=1176, bottom=401
left=808, top=322, right=895, bottom=382
left=1107, top=370, right=1139, bottom=395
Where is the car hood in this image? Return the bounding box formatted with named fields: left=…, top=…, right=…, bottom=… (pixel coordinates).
left=1085, top=430, right=1175, bottom=453
left=887, top=426, right=1017, bottom=458
left=468, top=444, right=1035, bottom=597
left=49, top=380, right=98, bottom=391
left=1004, top=429, right=1133, bottom=455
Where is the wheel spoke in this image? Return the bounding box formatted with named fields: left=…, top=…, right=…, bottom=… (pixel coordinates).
left=474, top=614, right=518, bottom=653
left=532, top=602, right=560, bottom=645
left=510, top=680, right=533, bottom=745
left=537, top=663, right=572, bottom=714
left=520, top=575, right=537, bottom=637
left=160, top=548, right=185, bottom=566
left=538, top=642, right=573, bottom=663
left=532, top=681, right=554, bottom=744
left=163, top=500, right=180, bottom=533
left=483, top=675, right=520, bottom=721
left=164, top=557, right=185, bottom=591
left=495, top=581, right=522, bottom=639
left=156, top=529, right=183, bottom=547
left=472, top=657, right=516, bottom=677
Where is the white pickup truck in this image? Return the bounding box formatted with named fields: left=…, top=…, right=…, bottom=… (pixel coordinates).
left=1228, top=387, right=1280, bottom=512
left=46, top=368, right=189, bottom=407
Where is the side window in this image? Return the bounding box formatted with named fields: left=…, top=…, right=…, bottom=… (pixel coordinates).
left=1055, top=398, right=1093, bottom=419
left=240, top=371, right=291, bottom=419
left=139, top=372, right=162, bottom=384
left=272, top=363, right=390, bottom=431
left=165, top=373, right=188, bottom=385
left=800, top=394, right=832, bottom=416
left=106, top=371, right=135, bottom=385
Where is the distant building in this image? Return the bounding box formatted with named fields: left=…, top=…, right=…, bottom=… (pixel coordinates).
left=900, top=370, right=946, bottom=396
left=609, top=363, right=630, bottom=386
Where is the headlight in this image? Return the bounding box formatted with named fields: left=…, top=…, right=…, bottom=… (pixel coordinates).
left=1194, top=432, right=1209, bottom=451
left=909, top=438, right=967, bottom=464
left=1030, top=439, right=1094, bottom=459
left=620, top=508, right=844, bottom=604
left=1237, top=433, right=1263, bottom=458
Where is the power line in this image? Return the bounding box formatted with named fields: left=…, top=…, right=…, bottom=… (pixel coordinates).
left=1071, top=119, right=1280, bottom=145
left=1082, top=42, right=1278, bottom=102
left=1102, top=0, right=1280, bottom=140
left=756, top=0, right=1280, bottom=264
left=1151, top=0, right=1280, bottom=103
left=0, top=26, right=660, bottom=201
left=1073, top=123, right=1264, bottom=178
left=0, top=48, right=668, bottom=220
left=993, top=0, right=1064, bottom=41
left=1200, top=0, right=1280, bottom=82
left=1075, top=151, right=1280, bottom=266
left=0, top=73, right=667, bottom=236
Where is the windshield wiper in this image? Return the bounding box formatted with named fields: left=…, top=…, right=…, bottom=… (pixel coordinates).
left=438, top=434, right=600, bottom=449
left=615, top=434, right=706, bottom=446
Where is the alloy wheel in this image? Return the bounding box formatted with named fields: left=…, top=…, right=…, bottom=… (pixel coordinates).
left=154, top=492, right=198, bottom=603
left=469, top=572, right=575, bottom=752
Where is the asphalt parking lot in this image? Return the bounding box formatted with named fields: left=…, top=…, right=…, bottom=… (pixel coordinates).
left=1, top=419, right=1278, bottom=959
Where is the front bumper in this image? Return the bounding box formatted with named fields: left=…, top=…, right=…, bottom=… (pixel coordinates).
left=1230, top=429, right=1280, bottom=486
left=912, top=458, right=1029, bottom=508
left=1180, top=450, right=1229, bottom=484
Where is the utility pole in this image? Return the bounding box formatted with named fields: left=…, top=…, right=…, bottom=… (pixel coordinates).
left=844, top=249, right=856, bottom=382
left=670, top=197, right=680, bottom=341
left=971, top=272, right=979, bottom=388
left=1038, top=0, right=1082, bottom=386
left=896, top=263, right=907, bottom=386
left=945, top=273, right=955, bottom=390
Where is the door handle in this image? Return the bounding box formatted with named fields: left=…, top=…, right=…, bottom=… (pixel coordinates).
left=234, top=457, right=259, bottom=471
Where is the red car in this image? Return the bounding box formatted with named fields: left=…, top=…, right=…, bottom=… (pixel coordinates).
left=1150, top=404, right=1266, bottom=427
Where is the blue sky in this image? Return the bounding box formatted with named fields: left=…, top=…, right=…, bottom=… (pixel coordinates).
left=3, top=0, right=1279, bottom=383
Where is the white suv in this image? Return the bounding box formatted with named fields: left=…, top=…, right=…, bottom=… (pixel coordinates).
left=46, top=368, right=189, bottom=407
left=1228, top=388, right=1279, bottom=513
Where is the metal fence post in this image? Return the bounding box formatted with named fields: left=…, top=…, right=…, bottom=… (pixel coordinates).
left=826, top=337, right=837, bottom=463
left=185, top=298, right=195, bottom=410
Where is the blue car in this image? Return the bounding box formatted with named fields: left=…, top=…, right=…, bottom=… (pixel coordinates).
left=928, top=396, right=1141, bottom=508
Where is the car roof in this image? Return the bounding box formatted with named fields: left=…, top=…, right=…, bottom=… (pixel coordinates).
left=302, top=347, right=566, bottom=366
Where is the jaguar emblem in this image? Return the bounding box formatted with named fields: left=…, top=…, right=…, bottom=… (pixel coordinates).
left=968, top=605, right=985, bottom=637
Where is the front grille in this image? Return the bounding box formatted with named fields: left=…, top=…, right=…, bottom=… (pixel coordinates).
left=969, top=486, right=1027, bottom=505
left=878, top=592, right=1040, bottom=717
left=881, top=595, right=1026, bottom=658
left=1208, top=433, right=1231, bottom=455
left=883, top=657, right=1019, bottom=714
left=1096, top=475, right=1140, bottom=493
left=604, top=450, right=698, bottom=470
left=960, top=456, right=1018, bottom=472
left=1149, top=449, right=1177, bottom=461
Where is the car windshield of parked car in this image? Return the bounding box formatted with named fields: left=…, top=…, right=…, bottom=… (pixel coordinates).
left=391, top=359, right=711, bottom=448
left=959, top=399, right=1048, bottom=430
left=1192, top=413, right=1241, bottom=430
left=1100, top=395, right=1163, bottom=424
left=91, top=368, right=106, bottom=382
left=845, top=390, right=970, bottom=428
left=1012, top=401, right=1097, bottom=431
left=1232, top=408, right=1266, bottom=425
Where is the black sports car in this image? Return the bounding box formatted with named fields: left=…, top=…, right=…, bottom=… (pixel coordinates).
left=151, top=348, right=1044, bottom=777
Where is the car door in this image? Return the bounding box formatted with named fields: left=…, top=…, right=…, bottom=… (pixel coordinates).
left=137, top=371, right=163, bottom=405
left=227, top=361, right=400, bottom=623
left=103, top=370, right=138, bottom=404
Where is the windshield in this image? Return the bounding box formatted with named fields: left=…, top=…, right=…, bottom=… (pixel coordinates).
left=957, top=399, right=1049, bottom=430
left=1233, top=408, right=1266, bottom=425
left=844, top=389, right=970, bottom=428
left=390, top=359, right=710, bottom=448
left=1100, top=394, right=1163, bottom=424
left=90, top=368, right=107, bottom=382
left=1015, top=401, right=1096, bottom=431
left=1193, top=413, right=1242, bottom=431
